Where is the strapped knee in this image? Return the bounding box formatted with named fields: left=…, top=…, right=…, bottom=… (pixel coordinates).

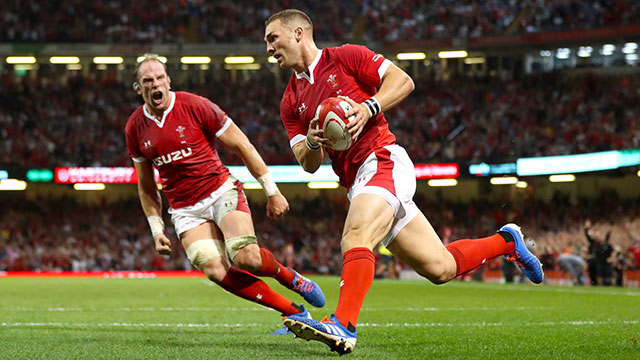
left=225, top=235, right=257, bottom=260
left=185, top=239, right=225, bottom=269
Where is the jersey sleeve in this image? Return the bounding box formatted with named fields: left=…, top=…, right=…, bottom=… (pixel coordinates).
left=280, top=91, right=307, bottom=148
left=334, top=44, right=391, bottom=88
left=197, top=97, right=232, bottom=137
left=124, top=118, right=146, bottom=163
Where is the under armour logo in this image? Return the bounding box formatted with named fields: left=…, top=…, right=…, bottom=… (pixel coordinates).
left=298, top=102, right=308, bottom=115
left=143, top=140, right=152, bottom=149
left=340, top=280, right=345, bottom=288
left=256, top=293, right=263, bottom=300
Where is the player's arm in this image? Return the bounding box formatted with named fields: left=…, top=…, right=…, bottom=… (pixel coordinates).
left=342, top=63, right=415, bottom=140
left=291, top=116, right=327, bottom=173
left=134, top=159, right=171, bottom=255
left=217, top=122, right=289, bottom=220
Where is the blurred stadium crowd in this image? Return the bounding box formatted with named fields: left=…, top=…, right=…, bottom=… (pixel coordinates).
left=1, top=69, right=639, bottom=169
left=2, top=191, right=639, bottom=285
left=1, top=0, right=639, bottom=43
left=2, top=0, right=640, bottom=286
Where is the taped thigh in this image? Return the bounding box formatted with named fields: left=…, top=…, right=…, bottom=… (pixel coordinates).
left=225, top=235, right=258, bottom=260
left=185, top=239, right=225, bottom=268
left=211, top=177, right=251, bottom=225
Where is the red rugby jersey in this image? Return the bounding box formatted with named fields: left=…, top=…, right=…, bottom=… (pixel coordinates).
left=125, top=91, right=231, bottom=209
left=280, top=44, right=396, bottom=189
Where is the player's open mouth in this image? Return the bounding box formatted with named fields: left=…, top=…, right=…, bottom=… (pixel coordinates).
left=152, top=91, right=163, bottom=103
left=274, top=54, right=282, bottom=62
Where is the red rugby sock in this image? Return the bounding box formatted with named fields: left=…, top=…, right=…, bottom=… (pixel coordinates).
left=334, top=247, right=376, bottom=329
left=252, top=248, right=296, bottom=288
left=219, top=267, right=300, bottom=315
left=446, top=233, right=515, bottom=276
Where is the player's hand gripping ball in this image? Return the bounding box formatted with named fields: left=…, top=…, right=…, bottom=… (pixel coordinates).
left=315, top=97, right=355, bottom=151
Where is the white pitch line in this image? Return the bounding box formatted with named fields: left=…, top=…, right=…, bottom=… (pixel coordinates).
left=444, top=282, right=640, bottom=297
left=1, top=320, right=637, bottom=329
left=0, top=322, right=258, bottom=328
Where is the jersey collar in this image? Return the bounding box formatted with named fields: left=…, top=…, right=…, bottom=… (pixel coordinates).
left=143, top=91, right=176, bottom=128
left=295, top=49, right=323, bottom=84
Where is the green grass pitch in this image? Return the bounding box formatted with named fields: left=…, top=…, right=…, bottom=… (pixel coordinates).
left=1, top=276, right=638, bottom=359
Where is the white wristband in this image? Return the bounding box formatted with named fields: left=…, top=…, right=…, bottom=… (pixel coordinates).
left=147, top=216, right=164, bottom=237
left=257, top=172, right=280, bottom=197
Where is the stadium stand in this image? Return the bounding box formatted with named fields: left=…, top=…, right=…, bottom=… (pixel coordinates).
left=1, top=70, right=638, bottom=168
left=2, top=0, right=639, bottom=43
left=1, top=1, right=640, bottom=288
left=1, top=192, right=638, bottom=282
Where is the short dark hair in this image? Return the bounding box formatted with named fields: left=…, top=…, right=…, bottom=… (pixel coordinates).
left=265, top=9, right=313, bottom=33
left=133, top=53, right=168, bottom=82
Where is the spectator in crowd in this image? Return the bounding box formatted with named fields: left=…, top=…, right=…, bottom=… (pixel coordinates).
left=558, top=249, right=587, bottom=286
left=595, top=231, right=614, bottom=285
left=584, top=220, right=600, bottom=285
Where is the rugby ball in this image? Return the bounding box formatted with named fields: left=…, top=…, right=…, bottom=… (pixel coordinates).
left=315, top=97, right=354, bottom=151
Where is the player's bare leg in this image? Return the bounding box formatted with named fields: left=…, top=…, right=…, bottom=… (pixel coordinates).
left=180, top=221, right=305, bottom=316
left=285, top=194, right=394, bottom=354
left=389, top=212, right=543, bottom=284
left=386, top=212, right=457, bottom=283
left=219, top=210, right=325, bottom=308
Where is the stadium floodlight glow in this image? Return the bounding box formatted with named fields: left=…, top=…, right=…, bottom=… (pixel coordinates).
left=14, top=64, right=37, bottom=71
left=243, top=182, right=263, bottom=190
left=549, top=174, right=576, bottom=183
left=490, top=177, right=518, bottom=185
left=438, top=50, right=468, bottom=59
left=224, top=56, right=255, bottom=64
left=224, top=63, right=261, bottom=70
left=93, top=57, right=123, bottom=64
left=577, top=46, right=592, bottom=58
left=556, top=48, right=570, bottom=59
left=267, top=56, right=278, bottom=63
left=136, top=55, right=167, bottom=63
left=625, top=53, right=638, bottom=61
left=427, top=179, right=458, bottom=187
left=397, top=52, right=426, bottom=60
left=307, top=181, right=340, bottom=189
left=73, top=183, right=106, bottom=191
left=637, top=169, right=640, bottom=177
left=464, top=57, right=485, bottom=64
left=623, top=42, right=638, bottom=54
left=66, top=64, right=82, bottom=71
left=49, top=56, right=80, bottom=64
left=6, top=56, right=37, bottom=64
left=0, top=179, right=27, bottom=191
left=516, top=181, right=528, bottom=189
left=539, top=50, right=552, bottom=57
left=0, top=170, right=8, bottom=180
left=180, top=56, right=211, bottom=64
left=601, top=44, right=615, bottom=56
